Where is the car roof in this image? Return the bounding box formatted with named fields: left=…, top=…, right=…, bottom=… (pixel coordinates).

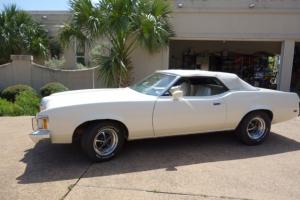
left=158, top=69, right=237, bottom=79
left=157, top=69, right=258, bottom=91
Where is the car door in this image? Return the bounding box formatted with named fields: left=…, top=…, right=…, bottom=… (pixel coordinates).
left=153, top=76, right=228, bottom=137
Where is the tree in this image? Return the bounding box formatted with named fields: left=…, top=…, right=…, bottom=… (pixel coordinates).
left=60, top=0, right=174, bottom=87
left=0, top=5, right=49, bottom=64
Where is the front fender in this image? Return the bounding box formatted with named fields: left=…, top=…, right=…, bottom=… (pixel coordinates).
left=45, top=102, right=127, bottom=143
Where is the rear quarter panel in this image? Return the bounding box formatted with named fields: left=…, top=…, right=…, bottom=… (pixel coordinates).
left=223, top=89, right=299, bottom=130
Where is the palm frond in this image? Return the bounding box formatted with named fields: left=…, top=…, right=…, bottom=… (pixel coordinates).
left=63, top=0, right=174, bottom=87
left=0, top=4, right=48, bottom=64
left=133, top=0, right=174, bottom=52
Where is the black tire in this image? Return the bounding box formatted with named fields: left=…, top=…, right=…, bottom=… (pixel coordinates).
left=236, top=111, right=271, bottom=145
left=81, top=121, right=125, bottom=162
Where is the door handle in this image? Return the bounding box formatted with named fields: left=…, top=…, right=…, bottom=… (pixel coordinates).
left=213, top=102, right=221, bottom=106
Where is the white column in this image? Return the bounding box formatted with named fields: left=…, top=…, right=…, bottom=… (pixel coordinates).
left=278, top=40, right=295, bottom=91
left=63, top=41, right=77, bottom=69
left=11, top=55, right=33, bottom=86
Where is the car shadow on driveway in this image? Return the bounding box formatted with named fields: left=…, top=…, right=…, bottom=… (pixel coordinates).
left=17, top=131, right=300, bottom=184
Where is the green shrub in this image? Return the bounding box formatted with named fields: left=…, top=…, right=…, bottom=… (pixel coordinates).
left=0, top=91, right=40, bottom=116
left=40, top=82, right=68, bottom=97
left=0, top=98, right=23, bottom=116
left=45, top=57, right=66, bottom=69
left=76, top=63, right=88, bottom=69
left=1, top=84, right=35, bottom=102
left=15, top=91, right=40, bottom=116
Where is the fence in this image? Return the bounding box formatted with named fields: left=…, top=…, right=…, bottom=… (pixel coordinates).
left=0, top=55, right=104, bottom=91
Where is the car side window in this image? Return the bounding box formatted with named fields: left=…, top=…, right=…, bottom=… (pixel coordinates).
left=164, top=78, right=190, bottom=96
left=189, top=77, right=228, bottom=96
left=168, top=77, right=228, bottom=97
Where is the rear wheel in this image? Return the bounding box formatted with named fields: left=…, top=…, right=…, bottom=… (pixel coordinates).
left=236, top=112, right=271, bottom=145
left=81, top=121, right=125, bottom=162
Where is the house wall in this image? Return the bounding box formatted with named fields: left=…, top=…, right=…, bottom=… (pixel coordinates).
left=170, top=0, right=300, bottom=10
left=0, top=55, right=104, bottom=91
left=171, top=9, right=300, bottom=41
left=29, top=11, right=77, bottom=69
left=169, top=0, right=300, bottom=41
left=131, top=47, right=169, bottom=83
left=29, top=11, right=71, bottom=37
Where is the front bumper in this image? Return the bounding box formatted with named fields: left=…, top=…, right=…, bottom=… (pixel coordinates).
left=29, top=130, right=50, bottom=143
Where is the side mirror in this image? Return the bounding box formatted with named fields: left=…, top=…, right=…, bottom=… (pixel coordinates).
left=170, top=86, right=183, bottom=100
left=172, top=90, right=183, bottom=100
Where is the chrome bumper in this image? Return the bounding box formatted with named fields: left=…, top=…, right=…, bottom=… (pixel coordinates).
left=30, top=117, right=50, bottom=143
left=29, top=130, right=50, bottom=143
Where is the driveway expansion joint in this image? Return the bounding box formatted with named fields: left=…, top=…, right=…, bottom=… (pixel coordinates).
left=60, top=163, right=93, bottom=200
left=76, top=185, right=252, bottom=200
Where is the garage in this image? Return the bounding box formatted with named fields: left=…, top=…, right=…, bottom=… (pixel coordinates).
left=169, top=40, right=282, bottom=89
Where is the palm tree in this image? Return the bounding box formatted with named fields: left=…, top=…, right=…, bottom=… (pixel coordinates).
left=60, top=0, right=174, bottom=87
left=0, top=5, right=49, bottom=64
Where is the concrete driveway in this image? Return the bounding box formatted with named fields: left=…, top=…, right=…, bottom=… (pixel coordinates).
left=0, top=116, right=300, bottom=200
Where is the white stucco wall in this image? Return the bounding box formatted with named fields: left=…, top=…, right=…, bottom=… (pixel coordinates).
left=131, top=47, right=169, bottom=83
left=0, top=55, right=104, bottom=91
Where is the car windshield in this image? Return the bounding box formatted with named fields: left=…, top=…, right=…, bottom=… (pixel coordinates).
left=130, top=73, right=177, bottom=96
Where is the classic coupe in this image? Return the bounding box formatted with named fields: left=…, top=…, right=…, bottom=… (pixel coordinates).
left=30, top=70, right=300, bottom=161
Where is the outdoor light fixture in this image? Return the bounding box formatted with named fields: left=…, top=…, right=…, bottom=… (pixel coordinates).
left=248, top=2, right=256, bottom=8
left=177, top=2, right=183, bottom=8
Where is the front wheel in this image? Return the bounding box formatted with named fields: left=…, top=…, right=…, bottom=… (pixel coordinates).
left=81, top=122, right=125, bottom=162
left=236, top=112, right=271, bottom=145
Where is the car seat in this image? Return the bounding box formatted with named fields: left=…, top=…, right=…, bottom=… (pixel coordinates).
left=193, top=85, right=211, bottom=96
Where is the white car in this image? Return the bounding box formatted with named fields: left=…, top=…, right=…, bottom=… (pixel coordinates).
left=30, top=70, right=300, bottom=161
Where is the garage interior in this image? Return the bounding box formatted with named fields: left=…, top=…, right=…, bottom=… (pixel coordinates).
left=169, top=40, right=282, bottom=89
left=291, top=42, right=300, bottom=95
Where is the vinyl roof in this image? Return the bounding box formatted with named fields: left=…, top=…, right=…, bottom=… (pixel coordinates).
left=158, top=70, right=258, bottom=91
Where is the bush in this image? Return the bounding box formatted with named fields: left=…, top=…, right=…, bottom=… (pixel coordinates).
left=40, top=82, right=68, bottom=97
left=76, top=63, right=88, bottom=69
left=1, top=84, right=35, bottom=102
left=15, top=91, right=40, bottom=116
left=0, top=91, right=40, bottom=116
left=45, top=57, right=66, bottom=69
left=0, top=98, right=23, bottom=116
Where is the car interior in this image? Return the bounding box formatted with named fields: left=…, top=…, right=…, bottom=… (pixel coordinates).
left=173, top=77, right=228, bottom=97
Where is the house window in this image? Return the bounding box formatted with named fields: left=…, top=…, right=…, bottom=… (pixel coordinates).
left=76, top=50, right=85, bottom=65
left=74, top=39, right=85, bottom=65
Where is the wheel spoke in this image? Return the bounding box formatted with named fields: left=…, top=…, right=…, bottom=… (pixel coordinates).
left=105, top=135, right=112, bottom=143
left=247, top=125, right=255, bottom=131
left=95, top=139, right=104, bottom=143
left=100, top=131, right=106, bottom=140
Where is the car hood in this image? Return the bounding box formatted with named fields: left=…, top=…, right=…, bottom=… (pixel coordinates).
left=41, top=87, right=155, bottom=110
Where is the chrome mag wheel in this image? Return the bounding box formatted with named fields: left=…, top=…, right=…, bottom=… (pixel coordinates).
left=93, top=127, right=119, bottom=157
left=246, top=117, right=266, bottom=140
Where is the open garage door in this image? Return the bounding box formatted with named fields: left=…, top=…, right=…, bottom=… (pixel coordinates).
left=169, top=40, right=281, bottom=89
